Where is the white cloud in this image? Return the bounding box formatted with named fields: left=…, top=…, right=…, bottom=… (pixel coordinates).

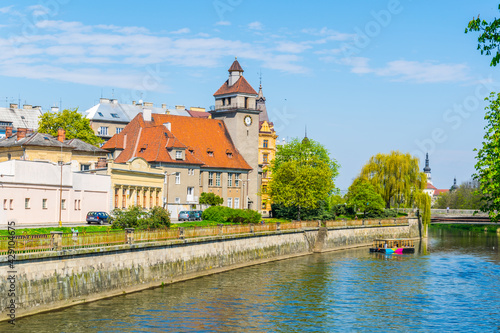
left=171, top=28, right=190, bottom=34
left=248, top=21, right=263, bottom=30
left=276, top=41, right=312, bottom=54
left=28, top=5, right=49, bottom=17
left=0, top=5, right=14, bottom=14
left=340, top=58, right=470, bottom=83
left=215, top=21, right=231, bottom=26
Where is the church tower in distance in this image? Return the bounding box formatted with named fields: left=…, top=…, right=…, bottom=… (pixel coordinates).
left=210, top=58, right=261, bottom=211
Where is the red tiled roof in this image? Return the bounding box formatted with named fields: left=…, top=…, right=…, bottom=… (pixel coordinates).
left=103, top=113, right=251, bottom=170
left=434, top=189, right=449, bottom=196
left=187, top=110, right=210, bottom=118
left=213, top=76, right=258, bottom=96
left=228, top=59, right=243, bottom=72
left=426, top=183, right=437, bottom=190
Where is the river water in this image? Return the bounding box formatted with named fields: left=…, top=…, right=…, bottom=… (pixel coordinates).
left=8, top=228, right=500, bottom=332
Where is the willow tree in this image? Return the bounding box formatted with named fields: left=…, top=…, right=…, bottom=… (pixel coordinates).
left=269, top=137, right=339, bottom=220
left=356, top=151, right=427, bottom=209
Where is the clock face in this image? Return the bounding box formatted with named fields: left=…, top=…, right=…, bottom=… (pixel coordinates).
left=244, top=115, right=252, bottom=126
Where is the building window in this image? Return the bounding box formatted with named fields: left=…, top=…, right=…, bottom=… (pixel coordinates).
left=262, top=202, right=267, bottom=209
left=122, top=189, right=126, bottom=208
left=216, top=172, right=221, bottom=187
left=143, top=192, right=147, bottom=208
left=98, top=126, right=108, bottom=136
left=3, top=199, right=7, bottom=210
left=262, top=185, right=267, bottom=193
left=188, top=168, right=194, bottom=175
left=222, top=98, right=225, bottom=106
left=25, top=198, right=30, bottom=209
left=235, top=173, right=240, bottom=187
left=175, top=197, right=181, bottom=204
left=208, top=172, right=214, bottom=186
left=263, top=139, right=268, bottom=148
left=228, top=97, right=231, bottom=105
left=228, top=173, right=233, bottom=187
left=110, top=113, right=120, bottom=118
left=78, top=200, right=81, bottom=210
left=176, top=151, right=182, bottom=159
left=97, top=112, right=104, bottom=117
left=234, top=198, right=240, bottom=209
left=42, top=199, right=47, bottom=209
left=61, top=199, right=66, bottom=210
left=175, top=172, right=181, bottom=184
left=263, top=154, right=268, bottom=163
left=227, top=198, right=232, bottom=208
left=116, top=128, right=123, bottom=134
left=114, top=189, right=119, bottom=208
left=156, top=193, right=160, bottom=206
left=80, top=164, right=90, bottom=171
left=199, top=173, right=202, bottom=186
left=263, top=171, right=268, bottom=179
left=9, top=199, right=13, bottom=210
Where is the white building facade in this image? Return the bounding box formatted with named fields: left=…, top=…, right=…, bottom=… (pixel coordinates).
left=0, top=160, right=110, bottom=225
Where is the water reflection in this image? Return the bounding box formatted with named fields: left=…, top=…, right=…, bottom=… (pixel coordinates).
left=8, top=228, right=500, bottom=332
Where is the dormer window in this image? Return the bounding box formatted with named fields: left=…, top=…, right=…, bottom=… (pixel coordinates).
left=176, top=150, right=182, bottom=159
left=207, top=148, right=214, bottom=157
left=226, top=149, right=233, bottom=158
left=110, top=113, right=119, bottom=118
left=97, top=112, right=104, bottom=117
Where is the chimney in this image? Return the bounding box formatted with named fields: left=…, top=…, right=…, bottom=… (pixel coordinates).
left=51, top=106, right=59, bottom=112
left=17, top=128, right=27, bottom=140
left=100, top=98, right=110, bottom=104
left=57, top=128, right=65, bottom=142
left=162, top=104, right=167, bottom=109
left=164, top=122, right=171, bottom=131
left=23, top=104, right=32, bottom=110
left=175, top=105, right=185, bottom=110
left=9, top=103, right=18, bottom=109
left=5, top=126, right=12, bottom=138
left=143, top=108, right=152, bottom=122
left=132, top=101, right=136, bottom=105
left=144, top=102, right=153, bottom=107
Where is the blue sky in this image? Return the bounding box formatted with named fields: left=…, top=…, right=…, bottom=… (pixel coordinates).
left=0, top=0, right=499, bottom=192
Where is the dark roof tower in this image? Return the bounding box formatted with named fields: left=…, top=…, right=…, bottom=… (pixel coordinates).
left=257, top=84, right=269, bottom=122
left=423, top=153, right=431, bottom=173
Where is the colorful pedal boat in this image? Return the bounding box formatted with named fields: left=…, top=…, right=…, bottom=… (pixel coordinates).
left=369, top=238, right=415, bottom=254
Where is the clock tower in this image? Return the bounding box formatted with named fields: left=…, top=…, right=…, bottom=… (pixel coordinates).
left=210, top=57, right=261, bottom=210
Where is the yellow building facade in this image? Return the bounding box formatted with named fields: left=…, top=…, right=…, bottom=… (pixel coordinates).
left=106, top=159, right=164, bottom=210
left=256, top=85, right=278, bottom=216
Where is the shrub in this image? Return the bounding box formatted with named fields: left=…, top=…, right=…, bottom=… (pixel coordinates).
left=202, top=206, right=261, bottom=224
left=111, top=206, right=170, bottom=230
left=384, top=208, right=398, bottom=218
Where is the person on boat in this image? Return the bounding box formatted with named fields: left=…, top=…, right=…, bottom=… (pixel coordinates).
left=384, top=242, right=387, bottom=249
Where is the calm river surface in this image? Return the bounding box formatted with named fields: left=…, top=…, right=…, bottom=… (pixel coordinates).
left=8, top=228, right=500, bottom=332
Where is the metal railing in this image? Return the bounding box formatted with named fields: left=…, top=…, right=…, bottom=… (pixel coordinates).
left=0, top=218, right=411, bottom=255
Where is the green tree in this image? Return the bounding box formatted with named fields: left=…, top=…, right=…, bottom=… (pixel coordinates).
left=38, top=108, right=103, bottom=146
left=356, top=151, right=427, bottom=209
left=434, top=179, right=485, bottom=210
left=199, top=192, right=223, bottom=206
left=269, top=138, right=339, bottom=220
left=346, top=180, right=385, bottom=215
left=465, top=5, right=500, bottom=67
left=473, top=92, right=500, bottom=221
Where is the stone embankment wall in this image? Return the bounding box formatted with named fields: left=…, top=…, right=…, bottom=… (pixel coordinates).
left=0, top=218, right=420, bottom=321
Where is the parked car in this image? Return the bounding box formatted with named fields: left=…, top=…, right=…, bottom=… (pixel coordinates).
left=191, top=210, right=203, bottom=221
left=86, top=211, right=112, bottom=225
left=178, top=211, right=192, bottom=221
